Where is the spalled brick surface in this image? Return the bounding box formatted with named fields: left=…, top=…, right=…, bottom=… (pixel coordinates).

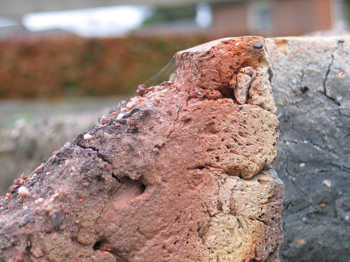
left=0, top=37, right=283, bottom=262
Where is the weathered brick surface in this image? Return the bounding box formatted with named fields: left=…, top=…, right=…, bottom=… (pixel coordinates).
left=0, top=37, right=283, bottom=262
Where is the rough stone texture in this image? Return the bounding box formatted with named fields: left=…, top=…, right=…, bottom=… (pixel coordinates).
left=0, top=37, right=283, bottom=262
left=266, top=37, right=350, bottom=262
left=0, top=114, right=100, bottom=194
left=0, top=99, right=118, bottom=194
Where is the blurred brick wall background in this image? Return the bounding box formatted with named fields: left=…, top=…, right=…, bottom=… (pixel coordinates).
left=0, top=35, right=210, bottom=99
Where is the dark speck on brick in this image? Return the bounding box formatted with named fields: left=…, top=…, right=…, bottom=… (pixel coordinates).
left=253, top=42, right=263, bottom=49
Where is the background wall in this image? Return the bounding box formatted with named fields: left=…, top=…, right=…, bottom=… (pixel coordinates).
left=0, top=35, right=210, bottom=99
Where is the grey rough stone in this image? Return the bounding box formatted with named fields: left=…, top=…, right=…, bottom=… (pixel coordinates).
left=0, top=98, right=118, bottom=194
left=266, top=37, right=350, bottom=262
left=0, top=114, right=101, bottom=193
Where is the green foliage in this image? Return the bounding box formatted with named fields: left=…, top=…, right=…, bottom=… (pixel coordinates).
left=345, top=0, right=350, bottom=26
left=142, top=4, right=197, bottom=26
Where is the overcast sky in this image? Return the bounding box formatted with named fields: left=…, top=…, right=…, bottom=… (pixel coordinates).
left=22, top=6, right=150, bottom=37
left=19, top=4, right=211, bottom=37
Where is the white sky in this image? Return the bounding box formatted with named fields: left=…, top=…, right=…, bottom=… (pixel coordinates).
left=21, top=4, right=211, bottom=37
left=196, top=3, right=212, bottom=28
left=23, top=6, right=150, bottom=37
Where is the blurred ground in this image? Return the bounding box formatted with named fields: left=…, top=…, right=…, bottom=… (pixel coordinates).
left=0, top=97, right=119, bottom=128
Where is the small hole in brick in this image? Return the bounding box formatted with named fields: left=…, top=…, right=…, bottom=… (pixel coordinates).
left=218, top=85, right=234, bottom=99
left=300, top=86, right=309, bottom=94
left=93, top=239, right=107, bottom=250
left=110, top=177, right=146, bottom=209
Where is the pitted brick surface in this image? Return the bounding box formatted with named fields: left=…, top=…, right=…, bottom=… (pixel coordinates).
left=0, top=37, right=283, bottom=262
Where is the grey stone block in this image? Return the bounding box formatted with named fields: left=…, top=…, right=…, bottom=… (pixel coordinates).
left=267, top=37, right=350, bottom=262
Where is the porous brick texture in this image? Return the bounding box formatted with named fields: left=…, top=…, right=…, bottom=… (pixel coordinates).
left=0, top=37, right=283, bottom=262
